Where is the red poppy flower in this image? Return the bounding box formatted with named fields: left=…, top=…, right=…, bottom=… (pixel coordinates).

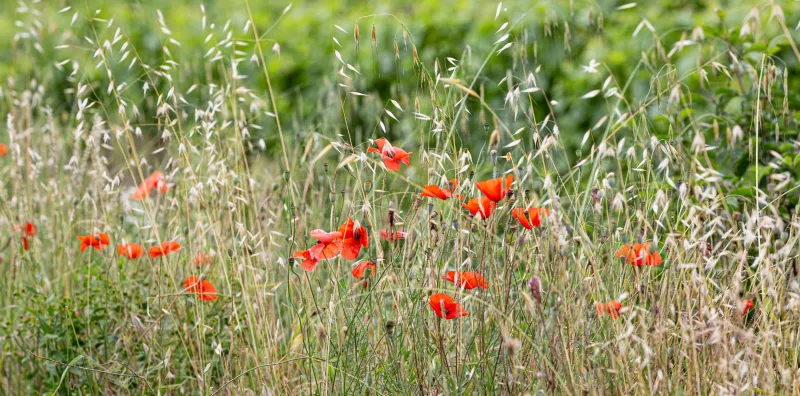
left=338, top=218, right=368, bottom=260
left=474, top=174, right=513, bottom=202
left=294, top=249, right=320, bottom=272
left=595, top=300, right=622, bottom=319
left=309, top=229, right=344, bottom=260
left=462, top=196, right=497, bottom=220
left=352, top=261, right=377, bottom=289
left=0, top=143, right=7, bottom=156
left=615, top=242, right=663, bottom=267
left=380, top=229, right=407, bottom=241
left=442, top=271, right=489, bottom=290
left=421, top=179, right=461, bottom=200
left=511, top=208, right=549, bottom=229
left=13, top=222, right=37, bottom=251
left=117, top=243, right=145, bottom=259
left=429, top=293, right=469, bottom=319
left=367, top=138, right=412, bottom=171
left=150, top=240, right=181, bottom=258
left=195, top=252, right=213, bottom=265
left=131, top=170, right=169, bottom=200
left=184, top=276, right=218, bottom=301
left=78, top=233, right=110, bottom=252
left=741, top=299, right=754, bottom=315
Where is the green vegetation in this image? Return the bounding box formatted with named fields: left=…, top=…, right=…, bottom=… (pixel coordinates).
left=2, top=0, right=800, bottom=394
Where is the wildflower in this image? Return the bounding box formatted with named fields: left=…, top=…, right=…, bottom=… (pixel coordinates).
left=741, top=299, right=754, bottom=315
left=195, top=252, right=212, bottom=265
left=183, top=276, right=218, bottom=301
left=595, top=300, right=622, bottom=319
left=528, top=276, right=542, bottom=304
left=367, top=138, right=412, bottom=171
left=13, top=223, right=37, bottom=251
left=475, top=174, right=513, bottom=202
left=338, top=218, right=368, bottom=260
left=294, top=249, right=320, bottom=272
left=442, top=271, right=489, bottom=290
left=131, top=170, right=169, bottom=200
left=428, top=293, right=469, bottom=319
left=511, top=208, right=549, bottom=229
left=309, top=229, right=344, bottom=261
left=462, top=196, right=497, bottom=220
left=0, top=143, right=7, bottom=156
left=117, top=242, right=145, bottom=259
left=616, top=242, right=663, bottom=267
left=78, top=233, right=110, bottom=252
left=380, top=229, right=407, bottom=241
left=351, top=260, right=377, bottom=288
left=421, top=179, right=461, bottom=200
left=149, top=241, right=181, bottom=258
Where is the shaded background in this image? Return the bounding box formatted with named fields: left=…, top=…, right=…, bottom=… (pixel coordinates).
left=2, top=0, right=800, bottom=164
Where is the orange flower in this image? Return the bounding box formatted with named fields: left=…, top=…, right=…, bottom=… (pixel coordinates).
left=511, top=208, right=549, bottom=229
left=367, top=138, right=412, bottom=171
left=352, top=261, right=377, bottom=289
left=308, top=229, right=344, bottom=261
left=77, top=233, right=110, bottom=252
left=195, top=252, right=213, bottom=265
left=13, top=222, right=37, bottom=251
left=429, top=293, right=469, bottom=319
left=380, top=229, right=407, bottom=241
left=117, top=243, right=145, bottom=259
left=294, top=249, right=320, bottom=272
left=474, top=174, right=513, bottom=202
left=149, top=240, right=181, bottom=258
left=131, top=170, right=169, bottom=200
left=741, top=299, right=754, bottom=315
left=421, top=179, right=460, bottom=200
left=615, top=242, right=663, bottom=267
left=462, top=196, right=497, bottom=220
left=338, top=218, right=368, bottom=260
left=0, top=143, right=7, bottom=156
left=595, top=300, right=622, bottom=319
left=442, top=271, right=489, bottom=290
left=184, top=276, right=218, bottom=301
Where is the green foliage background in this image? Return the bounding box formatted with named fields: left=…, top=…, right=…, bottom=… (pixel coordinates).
left=4, top=0, right=798, bottom=158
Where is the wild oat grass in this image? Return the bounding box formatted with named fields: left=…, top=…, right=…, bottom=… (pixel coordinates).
left=2, top=0, right=800, bottom=394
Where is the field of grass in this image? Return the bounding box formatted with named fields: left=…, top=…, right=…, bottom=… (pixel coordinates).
left=3, top=0, right=800, bottom=394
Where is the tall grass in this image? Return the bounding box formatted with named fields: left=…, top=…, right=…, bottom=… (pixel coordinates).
left=2, top=0, right=800, bottom=394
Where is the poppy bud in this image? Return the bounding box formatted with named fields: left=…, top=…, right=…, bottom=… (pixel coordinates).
left=272, top=183, right=279, bottom=191
left=283, top=171, right=290, bottom=181
left=119, top=215, right=125, bottom=223
left=385, top=320, right=396, bottom=335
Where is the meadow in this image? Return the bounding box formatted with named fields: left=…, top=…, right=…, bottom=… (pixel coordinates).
left=2, top=0, right=800, bottom=394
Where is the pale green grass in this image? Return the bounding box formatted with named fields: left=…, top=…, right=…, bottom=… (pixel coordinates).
left=2, top=1, right=800, bottom=394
